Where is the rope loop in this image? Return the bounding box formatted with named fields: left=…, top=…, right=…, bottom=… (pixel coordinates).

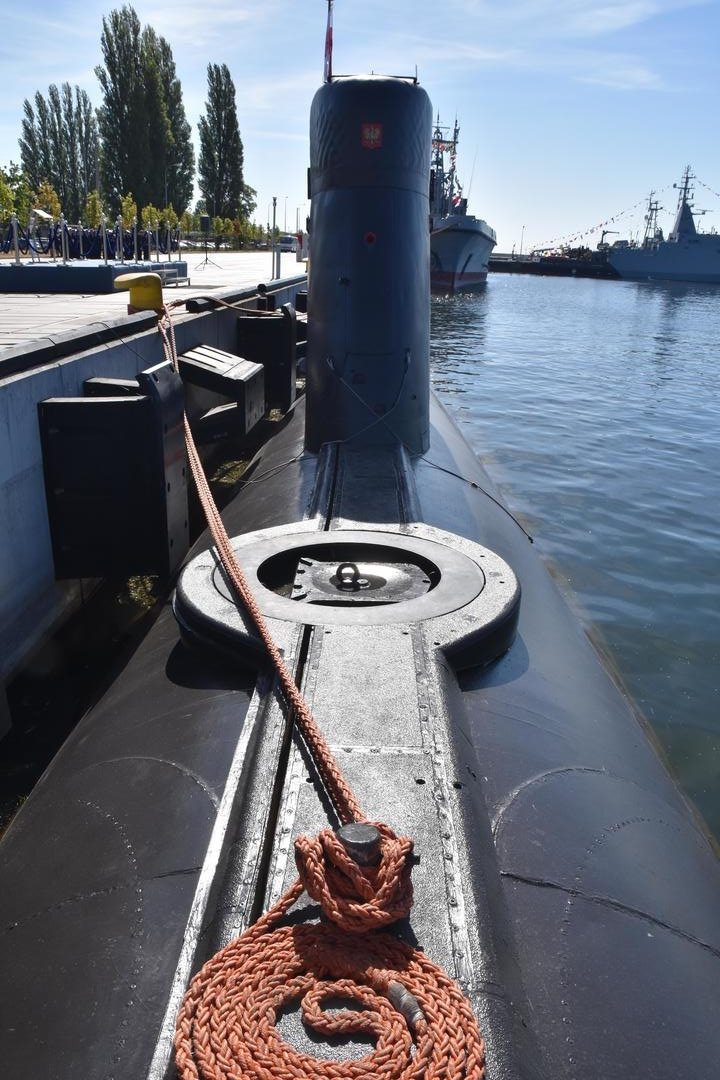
left=295, top=823, right=414, bottom=932
left=174, top=918, right=486, bottom=1080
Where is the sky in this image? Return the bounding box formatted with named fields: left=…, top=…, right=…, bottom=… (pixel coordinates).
left=1, top=0, right=719, bottom=251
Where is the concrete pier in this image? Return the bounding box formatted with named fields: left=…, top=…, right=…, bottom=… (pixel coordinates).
left=0, top=251, right=307, bottom=736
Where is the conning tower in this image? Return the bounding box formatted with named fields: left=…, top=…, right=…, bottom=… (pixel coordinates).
left=305, top=76, right=433, bottom=454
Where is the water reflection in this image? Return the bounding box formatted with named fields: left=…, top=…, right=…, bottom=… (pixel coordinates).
left=629, top=279, right=720, bottom=306
left=429, top=277, right=720, bottom=840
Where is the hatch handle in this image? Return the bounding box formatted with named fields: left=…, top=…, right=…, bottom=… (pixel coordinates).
left=335, top=562, right=369, bottom=591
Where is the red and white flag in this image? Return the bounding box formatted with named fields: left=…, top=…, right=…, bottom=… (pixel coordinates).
left=323, top=1, right=334, bottom=82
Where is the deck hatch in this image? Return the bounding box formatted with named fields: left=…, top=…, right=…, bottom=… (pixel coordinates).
left=258, top=543, right=440, bottom=606
left=174, top=525, right=520, bottom=671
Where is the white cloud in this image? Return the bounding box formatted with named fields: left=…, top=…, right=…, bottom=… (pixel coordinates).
left=412, top=41, right=523, bottom=66
left=238, top=69, right=320, bottom=112
left=577, top=59, right=665, bottom=89
left=449, top=0, right=707, bottom=39
left=142, top=2, right=264, bottom=48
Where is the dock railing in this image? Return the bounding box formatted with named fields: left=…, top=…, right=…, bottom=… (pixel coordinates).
left=1, top=210, right=184, bottom=266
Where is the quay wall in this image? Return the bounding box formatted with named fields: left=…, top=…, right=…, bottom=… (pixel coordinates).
left=0, top=275, right=305, bottom=735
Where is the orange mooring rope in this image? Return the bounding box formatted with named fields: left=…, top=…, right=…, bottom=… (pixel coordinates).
left=158, top=307, right=486, bottom=1080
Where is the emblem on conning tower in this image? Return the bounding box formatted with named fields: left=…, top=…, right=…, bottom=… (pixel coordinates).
left=361, top=122, right=383, bottom=149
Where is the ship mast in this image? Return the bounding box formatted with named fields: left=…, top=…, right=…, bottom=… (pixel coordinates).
left=446, top=119, right=459, bottom=210
left=669, top=165, right=701, bottom=241
left=675, top=165, right=694, bottom=213
left=431, top=116, right=453, bottom=218
left=429, top=117, right=463, bottom=220
left=642, top=192, right=663, bottom=246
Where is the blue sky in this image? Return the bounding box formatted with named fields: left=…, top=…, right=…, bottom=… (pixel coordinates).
left=1, top=0, right=718, bottom=250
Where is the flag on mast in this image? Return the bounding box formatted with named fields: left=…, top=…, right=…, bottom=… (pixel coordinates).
left=324, top=1, right=334, bottom=82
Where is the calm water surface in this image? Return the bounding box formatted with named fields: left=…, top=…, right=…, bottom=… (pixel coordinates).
left=430, top=275, right=720, bottom=839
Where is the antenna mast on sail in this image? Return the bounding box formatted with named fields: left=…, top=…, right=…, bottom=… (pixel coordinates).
left=323, top=1, right=334, bottom=82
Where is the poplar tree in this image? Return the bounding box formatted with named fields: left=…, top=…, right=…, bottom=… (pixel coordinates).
left=198, top=63, right=244, bottom=220
left=148, top=29, right=194, bottom=212
left=95, top=5, right=193, bottom=215
left=96, top=7, right=149, bottom=209
left=19, top=84, right=99, bottom=221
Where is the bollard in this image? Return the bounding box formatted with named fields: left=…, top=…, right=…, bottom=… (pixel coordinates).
left=116, top=216, right=124, bottom=264
left=336, top=822, right=382, bottom=866
left=271, top=195, right=278, bottom=279
left=11, top=213, right=20, bottom=264
left=59, top=215, right=68, bottom=264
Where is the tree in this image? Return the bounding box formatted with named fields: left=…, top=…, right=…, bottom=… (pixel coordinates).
left=84, top=190, right=105, bottom=227
left=96, top=6, right=194, bottom=216
left=74, top=87, right=101, bottom=207
left=96, top=7, right=149, bottom=210
left=146, top=28, right=194, bottom=213
left=141, top=204, right=161, bottom=231
left=238, top=183, right=257, bottom=222
left=2, top=163, right=34, bottom=224
left=20, top=84, right=99, bottom=221
left=0, top=176, right=13, bottom=223
left=198, top=63, right=244, bottom=220
left=120, top=192, right=138, bottom=229
left=33, top=179, right=62, bottom=219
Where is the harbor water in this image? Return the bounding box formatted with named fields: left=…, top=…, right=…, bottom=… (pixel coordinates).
left=430, top=274, right=720, bottom=842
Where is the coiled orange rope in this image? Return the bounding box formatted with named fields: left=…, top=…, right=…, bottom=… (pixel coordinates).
left=158, top=307, right=486, bottom=1080
left=175, top=889, right=485, bottom=1080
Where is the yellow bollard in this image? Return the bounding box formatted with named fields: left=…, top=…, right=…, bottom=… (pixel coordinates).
left=114, top=272, right=164, bottom=314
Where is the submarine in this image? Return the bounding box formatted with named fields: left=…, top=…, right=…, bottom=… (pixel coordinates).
left=1, top=74, right=719, bottom=1080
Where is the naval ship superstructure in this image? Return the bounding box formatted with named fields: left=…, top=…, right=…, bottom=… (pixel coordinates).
left=609, top=167, right=720, bottom=283
left=429, top=119, right=496, bottom=293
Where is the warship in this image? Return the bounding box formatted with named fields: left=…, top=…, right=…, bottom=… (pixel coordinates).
left=430, top=119, right=496, bottom=293
left=609, top=166, right=720, bottom=283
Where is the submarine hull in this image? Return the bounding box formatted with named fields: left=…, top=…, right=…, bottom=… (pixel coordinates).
left=1, top=394, right=719, bottom=1079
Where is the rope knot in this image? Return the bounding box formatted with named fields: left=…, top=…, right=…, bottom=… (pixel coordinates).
left=294, top=822, right=414, bottom=932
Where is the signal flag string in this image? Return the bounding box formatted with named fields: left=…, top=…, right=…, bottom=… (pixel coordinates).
left=696, top=177, right=720, bottom=203
left=531, top=184, right=674, bottom=253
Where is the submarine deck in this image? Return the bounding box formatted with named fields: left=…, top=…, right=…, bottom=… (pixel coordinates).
left=2, top=392, right=719, bottom=1080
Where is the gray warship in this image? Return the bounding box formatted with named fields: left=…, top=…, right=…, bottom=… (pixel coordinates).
left=609, top=166, right=720, bottom=283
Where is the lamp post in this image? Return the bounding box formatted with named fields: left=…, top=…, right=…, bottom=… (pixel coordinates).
left=271, top=196, right=278, bottom=279
left=520, top=225, right=525, bottom=255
